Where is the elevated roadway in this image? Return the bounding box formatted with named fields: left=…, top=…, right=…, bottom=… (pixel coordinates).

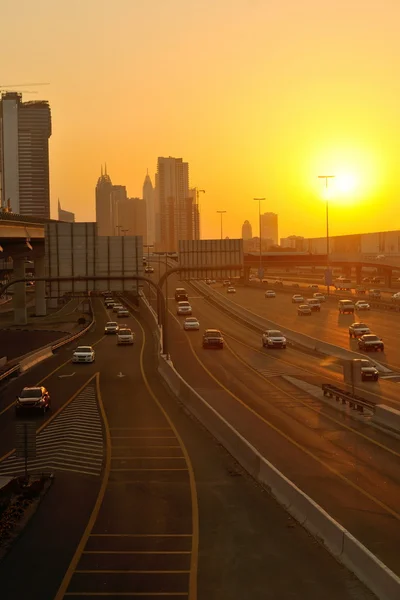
left=151, top=264, right=400, bottom=580
left=0, top=298, right=373, bottom=599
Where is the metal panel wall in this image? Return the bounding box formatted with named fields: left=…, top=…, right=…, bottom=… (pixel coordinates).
left=45, top=223, right=143, bottom=297
left=178, top=239, right=243, bottom=280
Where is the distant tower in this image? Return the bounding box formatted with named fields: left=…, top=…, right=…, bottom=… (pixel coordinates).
left=143, top=170, right=155, bottom=246
left=242, top=220, right=252, bottom=240
left=260, top=212, right=278, bottom=245
left=95, top=166, right=113, bottom=236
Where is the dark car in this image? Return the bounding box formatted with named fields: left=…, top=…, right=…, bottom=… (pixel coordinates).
left=357, top=334, right=384, bottom=352
left=202, top=329, right=224, bottom=349
left=16, top=386, right=51, bottom=414
left=175, top=288, right=188, bottom=302
left=361, top=365, right=379, bottom=381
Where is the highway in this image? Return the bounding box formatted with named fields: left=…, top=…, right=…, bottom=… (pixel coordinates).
left=0, top=296, right=376, bottom=599
left=153, top=266, right=400, bottom=581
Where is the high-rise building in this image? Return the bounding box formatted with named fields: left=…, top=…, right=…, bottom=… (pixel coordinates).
left=111, top=185, right=127, bottom=236
left=117, top=197, right=147, bottom=242
left=0, top=92, right=52, bottom=217
left=260, top=212, right=278, bottom=245
left=95, top=165, right=113, bottom=236
left=280, top=235, right=305, bottom=250
left=58, top=199, right=75, bottom=222
left=156, top=156, right=190, bottom=251
left=242, top=220, right=252, bottom=240
left=143, top=170, right=154, bottom=246
left=188, top=188, right=200, bottom=240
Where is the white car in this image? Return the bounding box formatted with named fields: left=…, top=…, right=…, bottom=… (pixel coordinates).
left=392, top=292, right=400, bottom=303
left=72, top=346, right=95, bottom=363
left=227, top=286, right=236, bottom=294
left=117, top=328, right=134, bottom=345
left=292, top=294, right=304, bottom=303
left=113, top=304, right=123, bottom=313
left=265, top=290, right=276, bottom=298
left=183, top=317, right=200, bottom=331
left=104, top=321, right=119, bottom=334
left=368, top=289, right=381, bottom=299
left=262, top=330, right=287, bottom=349
left=308, top=284, right=319, bottom=290
left=298, top=304, right=312, bottom=316
left=177, top=301, right=192, bottom=315
left=348, top=322, right=371, bottom=338
left=355, top=300, right=370, bottom=311
left=117, top=307, right=129, bottom=318
left=306, top=298, right=321, bottom=311
left=145, top=266, right=154, bottom=273
left=313, top=292, right=326, bottom=302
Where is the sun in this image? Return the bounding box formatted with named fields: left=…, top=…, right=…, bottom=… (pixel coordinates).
left=335, top=174, right=357, bottom=194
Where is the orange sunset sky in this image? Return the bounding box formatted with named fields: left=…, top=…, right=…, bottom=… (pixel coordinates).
left=2, top=0, right=399, bottom=240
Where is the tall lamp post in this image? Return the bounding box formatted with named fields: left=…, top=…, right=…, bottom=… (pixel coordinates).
left=318, top=175, right=335, bottom=295
left=254, top=197, right=266, bottom=279
left=216, top=210, right=227, bottom=240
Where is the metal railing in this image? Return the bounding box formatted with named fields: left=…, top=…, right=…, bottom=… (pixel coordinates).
left=322, top=384, right=375, bottom=413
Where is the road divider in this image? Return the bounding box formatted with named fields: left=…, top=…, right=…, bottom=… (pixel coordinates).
left=139, top=288, right=400, bottom=600
left=373, top=405, right=400, bottom=432
left=19, top=347, right=53, bottom=373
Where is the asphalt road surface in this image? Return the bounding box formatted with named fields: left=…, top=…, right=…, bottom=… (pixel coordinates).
left=0, top=297, right=375, bottom=599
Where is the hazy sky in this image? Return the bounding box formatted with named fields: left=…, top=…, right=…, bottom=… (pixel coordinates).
left=2, top=0, right=400, bottom=239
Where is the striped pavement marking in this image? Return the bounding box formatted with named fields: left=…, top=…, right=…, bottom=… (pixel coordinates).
left=0, top=385, right=104, bottom=477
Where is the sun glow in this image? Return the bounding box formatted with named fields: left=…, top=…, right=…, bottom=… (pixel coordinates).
left=335, top=174, right=357, bottom=194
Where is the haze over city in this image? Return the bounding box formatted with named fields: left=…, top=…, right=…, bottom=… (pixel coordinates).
left=2, top=0, right=399, bottom=238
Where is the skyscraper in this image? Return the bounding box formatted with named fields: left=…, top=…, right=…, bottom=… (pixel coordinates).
left=242, top=220, right=252, bottom=240
left=143, top=171, right=154, bottom=246
left=95, top=166, right=113, bottom=236
left=111, top=185, right=127, bottom=235
left=0, top=92, right=52, bottom=217
left=58, top=199, right=75, bottom=222
left=156, top=156, right=190, bottom=251
left=260, top=212, right=278, bottom=246
left=117, top=197, right=147, bottom=242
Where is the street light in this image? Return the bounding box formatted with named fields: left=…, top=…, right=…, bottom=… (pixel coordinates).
left=318, top=175, right=335, bottom=295
left=254, top=197, right=266, bottom=279
left=216, top=210, right=227, bottom=240
left=121, top=228, right=129, bottom=236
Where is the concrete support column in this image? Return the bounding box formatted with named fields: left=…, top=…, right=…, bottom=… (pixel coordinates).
left=34, top=254, right=47, bottom=316
left=13, top=257, right=27, bottom=325
left=355, top=266, right=362, bottom=285
left=384, top=269, right=392, bottom=288
left=243, top=266, right=251, bottom=283
left=342, top=266, right=352, bottom=278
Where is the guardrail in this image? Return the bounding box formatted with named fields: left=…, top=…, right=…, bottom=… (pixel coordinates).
left=321, top=384, right=374, bottom=414
left=0, top=298, right=95, bottom=384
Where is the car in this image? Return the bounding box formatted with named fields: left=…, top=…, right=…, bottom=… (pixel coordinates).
left=117, top=307, right=129, bottom=318
left=298, top=304, right=312, bottom=316
left=371, top=277, right=381, bottom=284
left=355, top=286, right=366, bottom=294
left=145, top=266, right=154, bottom=274
left=368, top=289, right=381, bottom=298
left=177, top=301, right=192, bottom=315
left=292, top=282, right=300, bottom=288
left=308, top=284, right=319, bottom=290
left=105, top=300, right=115, bottom=308
left=113, top=304, right=123, bottom=313
left=292, top=294, right=304, bottom=303
left=104, top=321, right=119, bottom=334
left=265, top=290, right=276, bottom=298
left=274, top=280, right=284, bottom=286
left=205, top=279, right=212, bottom=285
left=117, top=328, right=134, bottom=345
left=306, top=298, right=321, bottom=311
left=16, top=386, right=51, bottom=414
left=227, top=286, right=236, bottom=294
left=262, top=329, right=287, bottom=349
left=362, top=277, right=371, bottom=283
left=183, top=317, right=200, bottom=331
left=357, top=334, right=384, bottom=352
left=348, top=322, right=371, bottom=338
left=392, top=292, right=400, bottom=302
left=175, top=288, right=188, bottom=302
left=338, top=299, right=355, bottom=314
left=211, top=279, right=216, bottom=284
left=313, top=292, right=326, bottom=302
left=202, top=329, right=224, bottom=348
left=262, top=278, right=269, bottom=284
left=222, top=280, right=231, bottom=287
left=72, top=346, right=95, bottom=363
left=355, top=300, right=370, bottom=311
left=360, top=363, right=379, bottom=382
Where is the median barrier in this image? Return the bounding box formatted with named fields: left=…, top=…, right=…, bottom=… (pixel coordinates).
left=19, top=346, right=53, bottom=373
left=373, top=405, right=400, bottom=432
left=156, top=352, right=400, bottom=599
left=0, top=357, right=6, bottom=367
left=342, top=531, right=400, bottom=600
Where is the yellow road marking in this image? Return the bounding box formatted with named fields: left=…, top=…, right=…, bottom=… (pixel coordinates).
left=75, top=570, right=189, bottom=574
left=223, top=336, right=400, bottom=459
left=83, top=550, right=191, bottom=554
left=90, top=533, right=192, bottom=537
left=180, top=322, right=400, bottom=522
left=53, top=373, right=111, bottom=600
left=65, top=593, right=188, bottom=597
left=133, top=315, right=199, bottom=600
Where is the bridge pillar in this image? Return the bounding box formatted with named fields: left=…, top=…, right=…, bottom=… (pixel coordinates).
left=243, top=266, right=251, bottom=283
left=342, top=265, right=352, bottom=278
left=34, top=254, right=46, bottom=316
left=13, top=257, right=27, bottom=325
left=355, top=266, right=362, bottom=285
left=384, top=269, right=392, bottom=288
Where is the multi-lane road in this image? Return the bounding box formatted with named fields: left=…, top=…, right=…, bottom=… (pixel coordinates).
left=0, top=297, right=376, bottom=599
left=147, top=265, right=400, bottom=584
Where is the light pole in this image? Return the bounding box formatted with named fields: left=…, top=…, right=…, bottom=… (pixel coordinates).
left=121, top=228, right=129, bottom=236
left=216, top=210, right=226, bottom=240
left=318, top=175, right=335, bottom=295
left=254, top=197, right=266, bottom=279
left=116, top=225, right=122, bottom=236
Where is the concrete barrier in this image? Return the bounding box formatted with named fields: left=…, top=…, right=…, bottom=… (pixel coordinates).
left=373, top=405, right=400, bottom=431
left=158, top=353, right=400, bottom=600
left=0, top=357, right=7, bottom=367
left=19, top=346, right=53, bottom=373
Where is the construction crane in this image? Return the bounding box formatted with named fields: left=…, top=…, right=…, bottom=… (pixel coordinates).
left=0, top=82, right=50, bottom=95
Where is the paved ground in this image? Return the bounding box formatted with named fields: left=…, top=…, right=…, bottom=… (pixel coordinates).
left=0, top=297, right=377, bottom=599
